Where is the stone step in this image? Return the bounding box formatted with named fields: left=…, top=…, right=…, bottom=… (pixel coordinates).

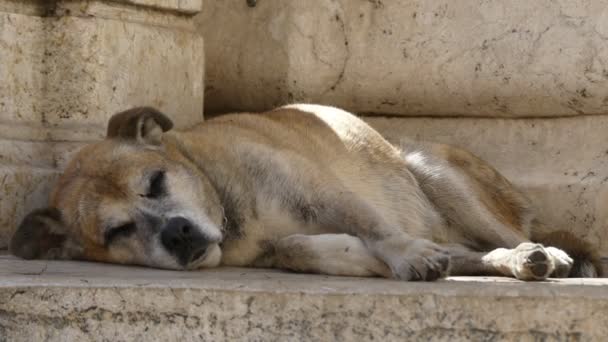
left=0, top=255, right=607, bottom=341
left=365, top=115, right=608, bottom=255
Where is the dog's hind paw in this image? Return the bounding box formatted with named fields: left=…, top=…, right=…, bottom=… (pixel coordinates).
left=545, top=246, right=573, bottom=278
left=510, top=243, right=555, bottom=281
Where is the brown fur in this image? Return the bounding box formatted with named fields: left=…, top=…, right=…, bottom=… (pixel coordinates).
left=9, top=104, right=601, bottom=280
left=531, top=229, right=603, bottom=277
left=437, top=144, right=531, bottom=234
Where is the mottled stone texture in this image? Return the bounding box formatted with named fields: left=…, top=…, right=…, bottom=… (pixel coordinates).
left=0, top=0, right=204, bottom=248
left=119, top=0, right=202, bottom=13
left=198, top=0, right=608, bottom=117
left=367, top=115, right=608, bottom=255
left=1, top=257, right=608, bottom=341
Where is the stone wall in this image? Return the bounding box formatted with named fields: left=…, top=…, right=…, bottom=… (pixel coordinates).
left=198, top=0, right=608, bottom=117
left=0, top=0, right=204, bottom=248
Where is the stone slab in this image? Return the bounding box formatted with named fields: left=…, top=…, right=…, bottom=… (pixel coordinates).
left=0, top=255, right=607, bottom=341
left=198, top=0, right=608, bottom=117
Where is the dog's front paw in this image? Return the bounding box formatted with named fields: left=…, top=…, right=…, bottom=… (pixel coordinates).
left=545, top=246, right=573, bottom=278
left=510, top=243, right=555, bottom=281
left=391, top=239, right=450, bottom=281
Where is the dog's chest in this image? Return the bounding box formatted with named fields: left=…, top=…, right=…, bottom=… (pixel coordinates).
left=220, top=197, right=326, bottom=266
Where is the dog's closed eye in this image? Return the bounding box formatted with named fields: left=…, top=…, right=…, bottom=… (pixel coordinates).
left=144, top=170, right=165, bottom=199
left=105, top=222, right=136, bottom=246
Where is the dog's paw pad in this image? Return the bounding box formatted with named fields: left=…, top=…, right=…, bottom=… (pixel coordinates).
left=525, top=250, right=549, bottom=277
left=511, top=243, right=554, bottom=281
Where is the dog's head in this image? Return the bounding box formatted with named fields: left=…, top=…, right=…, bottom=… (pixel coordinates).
left=10, top=107, right=224, bottom=270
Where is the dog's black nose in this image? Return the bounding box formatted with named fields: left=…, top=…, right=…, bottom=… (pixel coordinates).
left=161, top=217, right=209, bottom=266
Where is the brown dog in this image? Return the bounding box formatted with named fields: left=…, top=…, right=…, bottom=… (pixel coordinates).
left=9, top=104, right=602, bottom=280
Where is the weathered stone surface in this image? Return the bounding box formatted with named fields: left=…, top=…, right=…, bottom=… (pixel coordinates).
left=0, top=1, right=204, bottom=15
left=4, top=1, right=205, bottom=134
left=0, top=0, right=204, bottom=248
left=118, top=0, right=202, bottom=13
left=0, top=0, right=46, bottom=16
left=367, top=115, right=608, bottom=255
left=198, top=0, right=608, bottom=117
left=0, top=255, right=607, bottom=341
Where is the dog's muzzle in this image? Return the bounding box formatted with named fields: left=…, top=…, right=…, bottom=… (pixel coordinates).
left=160, top=217, right=211, bottom=267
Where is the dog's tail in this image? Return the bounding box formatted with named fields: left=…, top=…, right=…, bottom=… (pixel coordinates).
left=532, top=226, right=604, bottom=278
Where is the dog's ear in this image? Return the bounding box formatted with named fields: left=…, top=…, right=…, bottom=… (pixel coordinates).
left=106, top=107, right=173, bottom=145
left=10, top=208, right=76, bottom=260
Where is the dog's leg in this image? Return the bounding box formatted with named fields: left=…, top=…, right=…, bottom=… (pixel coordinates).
left=403, top=144, right=577, bottom=279
left=261, top=234, right=573, bottom=280
left=446, top=243, right=573, bottom=280
left=315, top=191, right=451, bottom=281
left=257, top=234, right=392, bottom=278
left=404, top=144, right=533, bottom=251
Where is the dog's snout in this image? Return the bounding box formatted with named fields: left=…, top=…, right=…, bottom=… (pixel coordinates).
left=161, top=217, right=209, bottom=266
left=161, top=217, right=193, bottom=248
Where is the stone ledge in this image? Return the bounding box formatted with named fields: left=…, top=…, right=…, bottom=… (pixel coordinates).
left=0, top=255, right=607, bottom=341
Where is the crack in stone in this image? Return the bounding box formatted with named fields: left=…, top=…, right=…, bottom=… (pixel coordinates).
left=9, top=290, right=25, bottom=301
left=169, top=287, right=179, bottom=300
left=290, top=22, right=335, bottom=68
left=113, top=287, right=127, bottom=310
left=525, top=25, right=551, bottom=66
left=323, top=11, right=350, bottom=95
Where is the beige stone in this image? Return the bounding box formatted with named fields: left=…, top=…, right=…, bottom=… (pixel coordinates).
left=118, top=0, right=202, bottom=13
left=198, top=0, right=608, bottom=117
left=0, top=255, right=607, bottom=341
left=366, top=115, right=608, bottom=254
left=0, top=0, right=204, bottom=248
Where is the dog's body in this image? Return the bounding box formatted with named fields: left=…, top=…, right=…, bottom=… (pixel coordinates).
left=10, top=104, right=602, bottom=280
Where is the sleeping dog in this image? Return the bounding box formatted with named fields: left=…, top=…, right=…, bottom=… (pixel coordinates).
left=10, top=104, right=602, bottom=280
